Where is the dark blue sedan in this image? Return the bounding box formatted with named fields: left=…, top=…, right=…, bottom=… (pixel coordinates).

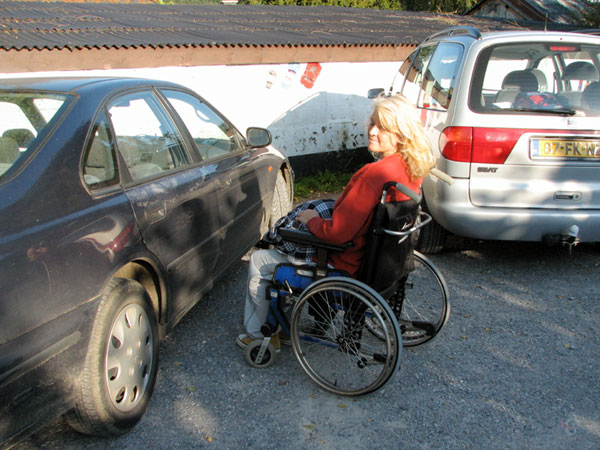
left=0, top=77, right=292, bottom=446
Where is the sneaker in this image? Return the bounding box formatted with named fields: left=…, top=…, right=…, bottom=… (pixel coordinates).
left=236, top=333, right=256, bottom=350
left=269, top=333, right=282, bottom=352
left=236, top=333, right=282, bottom=353
left=279, top=332, right=291, bottom=346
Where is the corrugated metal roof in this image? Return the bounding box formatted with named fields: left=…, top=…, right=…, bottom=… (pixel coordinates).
left=0, top=1, right=544, bottom=52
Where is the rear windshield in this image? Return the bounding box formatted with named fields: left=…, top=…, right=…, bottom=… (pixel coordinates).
left=0, top=92, right=70, bottom=179
left=469, top=41, right=600, bottom=117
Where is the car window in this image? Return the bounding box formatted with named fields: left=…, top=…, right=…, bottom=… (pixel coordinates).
left=420, top=42, right=463, bottom=110
left=0, top=92, right=69, bottom=180
left=400, top=45, right=434, bottom=105
left=391, top=51, right=417, bottom=95
left=82, top=112, right=119, bottom=190
left=471, top=41, right=600, bottom=116
left=108, top=91, right=191, bottom=182
left=400, top=43, right=462, bottom=111
left=161, top=89, right=243, bottom=162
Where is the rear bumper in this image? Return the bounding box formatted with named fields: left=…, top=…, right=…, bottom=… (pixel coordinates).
left=424, top=178, right=600, bottom=242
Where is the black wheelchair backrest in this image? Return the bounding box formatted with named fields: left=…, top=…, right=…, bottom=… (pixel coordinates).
left=359, top=182, right=421, bottom=293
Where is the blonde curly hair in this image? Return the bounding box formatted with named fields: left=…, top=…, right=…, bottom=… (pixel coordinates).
left=370, top=94, right=436, bottom=181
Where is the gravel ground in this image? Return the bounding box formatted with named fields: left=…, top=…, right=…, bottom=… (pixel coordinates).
left=13, top=239, right=600, bottom=450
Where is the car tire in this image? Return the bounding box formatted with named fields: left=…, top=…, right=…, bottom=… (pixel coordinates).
left=269, top=172, right=291, bottom=228
left=417, top=204, right=448, bottom=254
left=66, top=278, right=159, bottom=437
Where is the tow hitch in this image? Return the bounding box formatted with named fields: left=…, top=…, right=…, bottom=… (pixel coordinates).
left=542, top=225, right=580, bottom=255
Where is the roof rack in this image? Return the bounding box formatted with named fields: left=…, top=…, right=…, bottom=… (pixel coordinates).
left=424, top=26, right=482, bottom=43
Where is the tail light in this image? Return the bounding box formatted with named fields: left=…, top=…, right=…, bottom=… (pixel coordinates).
left=440, top=126, right=472, bottom=162
left=441, top=127, right=524, bottom=164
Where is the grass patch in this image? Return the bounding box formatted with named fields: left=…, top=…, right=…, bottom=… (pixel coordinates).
left=294, top=170, right=353, bottom=202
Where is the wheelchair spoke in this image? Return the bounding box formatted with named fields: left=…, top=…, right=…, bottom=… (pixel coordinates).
left=365, top=252, right=450, bottom=347
left=291, top=278, right=401, bottom=396
left=397, top=252, right=450, bottom=346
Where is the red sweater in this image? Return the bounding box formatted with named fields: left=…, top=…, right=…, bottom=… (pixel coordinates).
left=306, top=154, right=422, bottom=277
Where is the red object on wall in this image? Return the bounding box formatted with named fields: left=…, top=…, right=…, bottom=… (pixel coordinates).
left=301, top=62, right=322, bottom=89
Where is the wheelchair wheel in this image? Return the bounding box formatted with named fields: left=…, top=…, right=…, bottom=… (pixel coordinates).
left=366, top=251, right=450, bottom=347
left=290, top=277, right=401, bottom=396
left=395, top=251, right=450, bottom=346
left=245, top=339, right=278, bottom=369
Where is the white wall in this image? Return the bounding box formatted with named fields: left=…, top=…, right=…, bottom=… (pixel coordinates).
left=1, top=61, right=400, bottom=158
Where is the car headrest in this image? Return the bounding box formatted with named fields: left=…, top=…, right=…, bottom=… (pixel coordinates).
left=2, top=128, right=35, bottom=147
left=501, top=70, right=538, bottom=92
left=0, top=137, right=20, bottom=164
left=562, top=61, right=599, bottom=81
left=528, top=69, right=547, bottom=92
left=583, top=81, right=600, bottom=110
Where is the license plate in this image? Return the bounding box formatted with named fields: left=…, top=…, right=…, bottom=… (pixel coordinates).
left=531, top=139, right=600, bottom=159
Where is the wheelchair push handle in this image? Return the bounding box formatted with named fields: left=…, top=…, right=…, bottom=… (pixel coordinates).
left=430, top=168, right=454, bottom=185
left=383, top=210, right=432, bottom=240
left=381, top=181, right=422, bottom=204
left=380, top=181, right=431, bottom=243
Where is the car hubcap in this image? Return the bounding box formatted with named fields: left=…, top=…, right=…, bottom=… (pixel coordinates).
left=105, top=303, right=153, bottom=412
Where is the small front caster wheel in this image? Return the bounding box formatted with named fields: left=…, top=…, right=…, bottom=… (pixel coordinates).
left=244, top=339, right=278, bottom=369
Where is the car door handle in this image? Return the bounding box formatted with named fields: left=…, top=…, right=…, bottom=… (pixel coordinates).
left=146, top=202, right=167, bottom=223
left=553, top=191, right=582, bottom=202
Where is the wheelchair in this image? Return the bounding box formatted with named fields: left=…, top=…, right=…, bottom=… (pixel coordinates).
left=244, top=181, right=450, bottom=396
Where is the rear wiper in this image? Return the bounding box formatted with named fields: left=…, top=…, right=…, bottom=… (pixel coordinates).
left=508, top=108, right=577, bottom=116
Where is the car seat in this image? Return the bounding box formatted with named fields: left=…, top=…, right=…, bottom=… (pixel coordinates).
left=2, top=128, right=35, bottom=149
left=528, top=69, right=547, bottom=92
left=0, top=137, right=19, bottom=164
left=494, top=70, right=539, bottom=106
left=558, top=61, right=599, bottom=108
left=583, top=81, right=600, bottom=111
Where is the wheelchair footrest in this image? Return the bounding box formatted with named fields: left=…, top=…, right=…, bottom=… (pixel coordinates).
left=401, top=320, right=435, bottom=335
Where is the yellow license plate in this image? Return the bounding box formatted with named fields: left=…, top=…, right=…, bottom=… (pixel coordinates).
left=532, top=139, right=600, bottom=159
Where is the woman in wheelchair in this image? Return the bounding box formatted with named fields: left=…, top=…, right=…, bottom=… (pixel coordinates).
left=237, top=94, right=436, bottom=353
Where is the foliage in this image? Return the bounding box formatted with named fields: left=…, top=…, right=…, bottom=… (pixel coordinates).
left=293, top=170, right=352, bottom=202
left=160, top=0, right=581, bottom=21
left=238, top=0, right=401, bottom=8
left=403, top=0, right=477, bottom=14
left=157, top=0, right=222, bottom=4
left=237, top=0, right=477, bottom=13
left=579, top=1, right=600, bottom=28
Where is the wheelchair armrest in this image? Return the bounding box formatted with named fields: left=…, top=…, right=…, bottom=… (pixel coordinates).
left=278, top=228, right=352, bottom=252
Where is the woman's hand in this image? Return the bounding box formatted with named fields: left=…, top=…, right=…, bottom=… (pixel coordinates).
left=295, top=209, right=319, bottom=224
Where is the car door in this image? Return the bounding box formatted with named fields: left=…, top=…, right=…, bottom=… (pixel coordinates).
left=160, top=89, right=270, bottom=277
left=107, top=89, right=222, bottom=324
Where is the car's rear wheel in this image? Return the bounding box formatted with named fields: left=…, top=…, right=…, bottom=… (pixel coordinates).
left=417, top=219, right=447, bottom=254
left=416, top=202, right=447, bottom=254
left=269, top=172, right=291, bottom=228
left=66, top=278, right=159, bottom=436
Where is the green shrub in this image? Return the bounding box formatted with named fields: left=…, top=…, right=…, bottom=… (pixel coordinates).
left=294, top=170, right=352, bottom=202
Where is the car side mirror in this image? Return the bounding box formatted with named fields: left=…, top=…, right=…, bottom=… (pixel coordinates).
left=246, top=127, right=272, bottom=148
left=367, top=88, right=385, bottom=99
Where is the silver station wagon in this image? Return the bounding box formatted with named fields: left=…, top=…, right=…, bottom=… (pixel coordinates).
left=371, top=27, right=600, bottom=252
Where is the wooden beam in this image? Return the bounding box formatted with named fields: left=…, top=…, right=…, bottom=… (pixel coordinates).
left=1, top=45, right=415, bottom=73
